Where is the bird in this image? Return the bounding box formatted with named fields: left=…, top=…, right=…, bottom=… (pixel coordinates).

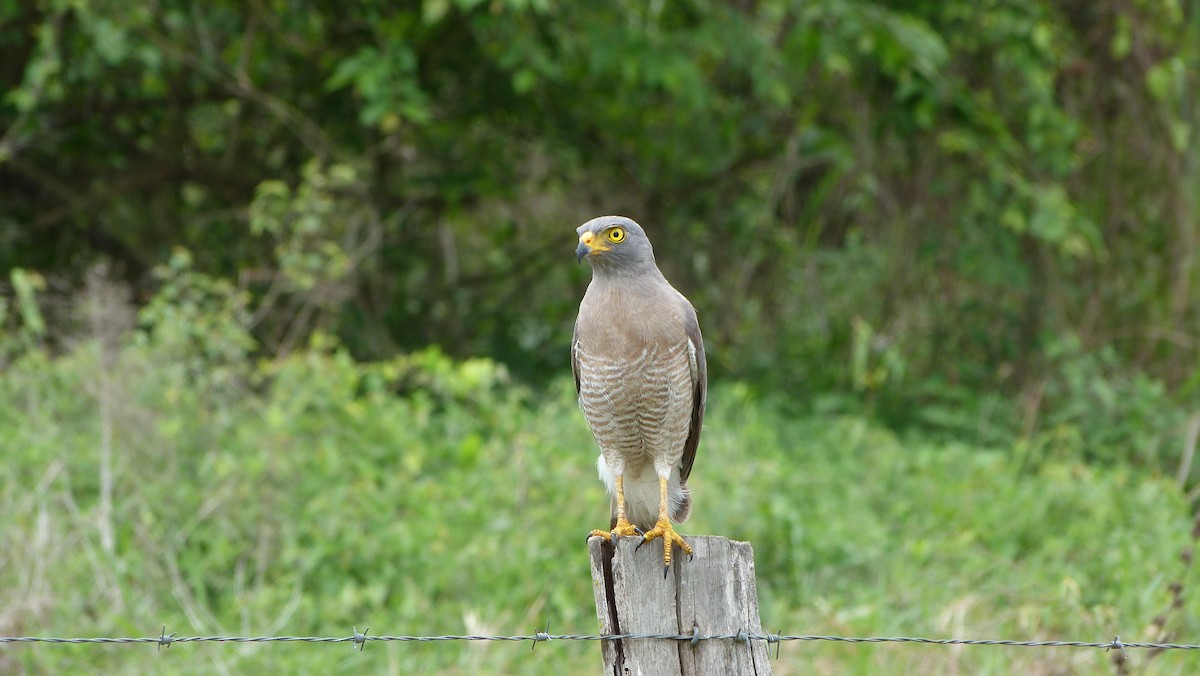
left=572, top=215, right=707, bottom=575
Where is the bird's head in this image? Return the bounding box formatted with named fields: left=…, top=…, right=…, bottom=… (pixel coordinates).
left=575, top=215, right=657, bottom=275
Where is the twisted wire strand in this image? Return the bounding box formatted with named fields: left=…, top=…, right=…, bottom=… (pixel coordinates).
left=1, top=631, right=1194, bottom=655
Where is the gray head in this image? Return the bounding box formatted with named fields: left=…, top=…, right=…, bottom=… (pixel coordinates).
left=575, top=215, right=659, bottom=277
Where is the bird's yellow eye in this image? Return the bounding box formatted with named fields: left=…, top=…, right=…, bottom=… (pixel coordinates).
left=607, top=227, right=625, bottom=243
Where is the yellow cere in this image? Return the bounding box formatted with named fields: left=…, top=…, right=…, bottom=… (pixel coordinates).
left=581, top=228, right=611, bottom=253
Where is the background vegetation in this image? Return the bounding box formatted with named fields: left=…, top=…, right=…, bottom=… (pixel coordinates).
left=2, top=0, right=1199, bottom=672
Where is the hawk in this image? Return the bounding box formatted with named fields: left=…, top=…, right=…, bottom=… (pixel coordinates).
left=572, top=215, right=707, bottom=574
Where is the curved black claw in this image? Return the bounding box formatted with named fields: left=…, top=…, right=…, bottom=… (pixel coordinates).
left=635, top=537, right=646, bottom=553
left=663, top=565, right=670, bottom=579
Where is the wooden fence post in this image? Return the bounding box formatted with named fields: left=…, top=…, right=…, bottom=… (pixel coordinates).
left=588, top=535, right=772, bottom=675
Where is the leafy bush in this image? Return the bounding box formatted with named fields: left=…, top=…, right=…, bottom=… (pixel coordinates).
left=4, top=0, right=1197, bottom=400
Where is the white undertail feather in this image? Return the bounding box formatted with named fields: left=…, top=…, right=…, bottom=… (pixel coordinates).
left=596, top=455, right=690, bottom=527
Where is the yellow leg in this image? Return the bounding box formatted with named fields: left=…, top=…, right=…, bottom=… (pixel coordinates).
left=638, top=476, right=692, bottom=576
left=589, top=475, right=640, bottom=541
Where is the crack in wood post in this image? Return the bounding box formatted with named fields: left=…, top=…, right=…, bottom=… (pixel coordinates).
left=588, top=535, right=772, bottom=675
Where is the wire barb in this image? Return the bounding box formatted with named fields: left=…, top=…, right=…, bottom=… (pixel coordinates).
left=767, top=629, right=782, bottom=660
left=156, top=626, right=176, bottom=653
left=531, top=621, right=551, bottom=651
left=1107, top=635, right=1128, bottom=661
left=352, top=626, right=369, bottom=652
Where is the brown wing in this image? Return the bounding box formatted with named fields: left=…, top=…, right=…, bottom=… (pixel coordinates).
left=678, top=300, right=706, bottom=483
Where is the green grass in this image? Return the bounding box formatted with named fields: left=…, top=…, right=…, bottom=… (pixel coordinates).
left=1, top=343, right=1197, bottom=674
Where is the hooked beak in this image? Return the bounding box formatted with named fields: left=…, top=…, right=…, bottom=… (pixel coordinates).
left=576, top=231, right=595, bottom=263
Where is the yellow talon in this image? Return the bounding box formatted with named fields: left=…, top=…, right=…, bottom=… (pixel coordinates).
left=588, top=475, right=643, bottom=541
left=586, top=474, right=693, bottom=575
left=637, top=475, right=692, bottom=575
left=589, top=516, right=640, bottom=541
left=639, top=517, right=692, bottom=573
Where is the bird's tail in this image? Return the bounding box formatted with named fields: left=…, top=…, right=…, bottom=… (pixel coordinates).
left=671, top=483, right=692, bottom=523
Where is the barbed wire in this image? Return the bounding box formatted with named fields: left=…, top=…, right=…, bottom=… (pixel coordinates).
left=4, top=626, right=1200, bottom=660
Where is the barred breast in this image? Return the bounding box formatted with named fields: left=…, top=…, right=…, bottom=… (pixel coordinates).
left=575, top=340, right=695, bottom=475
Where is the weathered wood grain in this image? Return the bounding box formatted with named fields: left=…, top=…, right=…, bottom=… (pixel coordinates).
left=588, top=535, right=772, bottom=675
